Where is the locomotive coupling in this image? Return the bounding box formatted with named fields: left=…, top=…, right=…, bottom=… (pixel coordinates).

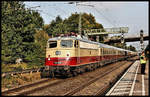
left=64, top=66, right=70, bottom=70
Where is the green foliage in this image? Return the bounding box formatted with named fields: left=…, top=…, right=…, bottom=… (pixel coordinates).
left=127, top=45, right=136, bottom=51
left=2, top=1, right=25, bottom=64
left=44, top=15, right=69, bottom=37
left=15, top=65, right=23, bottom=71
left=1, top=1, right=45, bottom=67
left=45, top=12, right=105, bottom=38
left=34, top=30, right=49, bottom=49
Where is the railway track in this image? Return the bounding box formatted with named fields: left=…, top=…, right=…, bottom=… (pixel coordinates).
left=30, top=60, right=134, bottom=96
left=63, top=60, right=133, bottom=96
left=2, top=78, right=64, bottom=96
left=105, top=60, right=140, bottom=96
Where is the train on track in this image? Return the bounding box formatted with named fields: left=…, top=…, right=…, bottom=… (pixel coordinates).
left=40, top=36, right=137, bottom=77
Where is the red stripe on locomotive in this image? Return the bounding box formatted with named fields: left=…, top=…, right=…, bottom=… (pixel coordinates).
left=45, top=55, right=122, bottom=66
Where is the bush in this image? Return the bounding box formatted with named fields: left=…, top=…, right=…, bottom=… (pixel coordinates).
left=15, top=65, right=23, bottom=71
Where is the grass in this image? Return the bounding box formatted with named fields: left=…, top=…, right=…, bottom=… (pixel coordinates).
left=1, top=62, right=44, bottom=90
left=1, top=72, right=41, bottom=90
left=2, top=63, right=28, bottom=72
left=2, top=62, right=44, bottom=72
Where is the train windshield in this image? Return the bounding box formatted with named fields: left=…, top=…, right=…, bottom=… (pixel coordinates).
left=49, top=41, right=57, bottom=48
left=61, top=40, right=73, bottom=48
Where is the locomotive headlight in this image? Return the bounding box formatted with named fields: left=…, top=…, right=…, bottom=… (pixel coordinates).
left=48, top=55, right=51, bottom=60
left=66, top=52, right=70, bottom=57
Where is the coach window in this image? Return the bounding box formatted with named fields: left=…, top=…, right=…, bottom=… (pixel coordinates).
left=103, top=49, right=104, bottom=55
left=61, top=40, right=73, bottom=48
left=107, top=49, right=109, bottom=55
left=49, top=41, right=57, bottom=48
left=100, top=48, right=102, bottom=55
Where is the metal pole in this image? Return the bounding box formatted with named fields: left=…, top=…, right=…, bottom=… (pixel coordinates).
left=96, top=35, right=99, bottom=42
left=79, top=12, right=82, bottom=36
left=121, top=28, right=125, bottom=49
left=140, top=29, right=144, bottom=52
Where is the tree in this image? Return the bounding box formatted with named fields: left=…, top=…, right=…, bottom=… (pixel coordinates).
left=48, top=12, right=105, bottom=39
left=45, top=15, right=69, bottom=37
left=2, top=1, right=25, bottom=64
left=127, top=45, right=136, bottom=51
left=63, top=12, right=80, bottom=33
left=32, top=30, right=49, bottom=66
left=34, top=30, right=49, bottom=49
left=2, top=1, right=44, bottom=65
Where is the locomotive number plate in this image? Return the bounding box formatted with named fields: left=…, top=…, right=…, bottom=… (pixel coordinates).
left=54, top=62, right=62, bottom=64
left=55, top=51, right=61, bottom=55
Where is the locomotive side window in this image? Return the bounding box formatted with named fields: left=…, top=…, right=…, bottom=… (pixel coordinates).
left=61, top=40, right=73, bottom=48
left=49, top=41, right=57, bottom=48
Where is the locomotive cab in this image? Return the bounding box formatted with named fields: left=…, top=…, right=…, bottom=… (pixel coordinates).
left=45, top=38, right=79, bottom=66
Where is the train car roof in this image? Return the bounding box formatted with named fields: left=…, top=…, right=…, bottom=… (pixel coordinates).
left=48, top=36, right=134, bottom=52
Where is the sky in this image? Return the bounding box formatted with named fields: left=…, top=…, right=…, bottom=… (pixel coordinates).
left=24, top=1, right=149, bottom=52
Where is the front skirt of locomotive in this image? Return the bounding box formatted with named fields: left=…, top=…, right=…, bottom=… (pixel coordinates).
left=41, top=57, right=77, bottom=76
left=40, top=65, right=73, bottom=77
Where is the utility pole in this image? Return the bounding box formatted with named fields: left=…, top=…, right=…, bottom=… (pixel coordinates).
left=78, top=12, right=82, bottom=36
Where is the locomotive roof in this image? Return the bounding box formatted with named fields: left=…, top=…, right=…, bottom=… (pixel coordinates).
left=48, top=36, right=98, bottom=45
left=48, top=36, right=134, bottom=52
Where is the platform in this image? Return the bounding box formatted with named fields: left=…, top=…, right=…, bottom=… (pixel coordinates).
left=106, top=60, right=149, bottom=96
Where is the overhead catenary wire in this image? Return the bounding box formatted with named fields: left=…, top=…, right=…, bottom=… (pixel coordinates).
left=92, top=6, right=116, bottom=27
left=96, top=2, right=120, bottom=26
left=46, top=4, right=68, bottom=15
left=25, top=4, right=56, bottom=22
left=70, top=2, right=117, bottom=27
left=98, top=4, right=120, bottom=27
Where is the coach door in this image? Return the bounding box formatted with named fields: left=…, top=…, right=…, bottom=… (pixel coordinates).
left=74, top=40, right=80, bottom=64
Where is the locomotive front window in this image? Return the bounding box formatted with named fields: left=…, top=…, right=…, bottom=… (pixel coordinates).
left=61, top=40, right=73, bottom=48
left=49, top=41, right=57, bottom=48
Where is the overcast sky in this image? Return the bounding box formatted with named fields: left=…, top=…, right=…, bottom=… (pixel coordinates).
left=24, top=1, right=149, bottom=51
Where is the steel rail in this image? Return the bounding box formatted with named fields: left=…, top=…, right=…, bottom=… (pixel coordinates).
left=63, top=61, right=129, bottom=96
left=2, top=78, right=64, bottom=96
left=2, top=78, right=49, bottom=95
left=94, top=61, right=134, bottom=96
